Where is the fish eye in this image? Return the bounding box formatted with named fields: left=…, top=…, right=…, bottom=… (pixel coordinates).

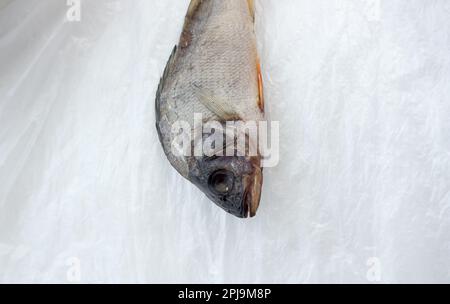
left=208, top=170, right=234, bottom=195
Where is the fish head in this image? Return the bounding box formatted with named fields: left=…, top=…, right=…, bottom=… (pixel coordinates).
left=189, top=155, right=262, bottom=218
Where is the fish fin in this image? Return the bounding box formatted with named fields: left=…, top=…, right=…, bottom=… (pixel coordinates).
left=186, top=0, right=203, bottom=19
left=247, top=0, right=255, bottom=21
left=249, top=165, right=262, bottom=217
left=257, top=58, right=265, bottom=113
left=180, top=0, right=212, bottom=48
left=193, top=84, right=241, bottom=121
left=180, top=0, right=201, bottom=48
left=155, top=45, right=177, bottom=122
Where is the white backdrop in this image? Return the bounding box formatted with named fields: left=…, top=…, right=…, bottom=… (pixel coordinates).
left=0, top=0, right=449, bottom=283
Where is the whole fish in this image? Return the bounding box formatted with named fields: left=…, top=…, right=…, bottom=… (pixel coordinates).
left=155, top=0, right=265, bottom=218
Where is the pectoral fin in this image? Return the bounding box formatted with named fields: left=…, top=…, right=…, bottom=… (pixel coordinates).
left=193, top=84, right=241, bottom=121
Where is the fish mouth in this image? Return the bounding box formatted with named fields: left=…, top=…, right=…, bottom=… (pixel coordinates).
left=242, top=166, right=263, bottom=218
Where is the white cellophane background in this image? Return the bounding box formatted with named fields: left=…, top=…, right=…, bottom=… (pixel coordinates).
left=0, top=0, right=449, bottom=283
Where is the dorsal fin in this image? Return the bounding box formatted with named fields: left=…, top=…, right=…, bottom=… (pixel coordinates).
left=155, top=45, right=177, bottom=122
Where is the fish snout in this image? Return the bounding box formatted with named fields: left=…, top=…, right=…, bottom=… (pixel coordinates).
left=243, top=166, right=263, bottom=217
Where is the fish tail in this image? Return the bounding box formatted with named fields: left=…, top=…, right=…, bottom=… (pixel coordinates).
left=186, top=0, right=202, bottom=20
left=187, top=1, right=254, bottom=21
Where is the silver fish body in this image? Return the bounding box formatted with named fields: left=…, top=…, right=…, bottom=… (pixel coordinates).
left=156, top=0, right=265, bottom=218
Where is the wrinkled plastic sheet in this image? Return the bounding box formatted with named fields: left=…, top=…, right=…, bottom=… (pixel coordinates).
left=0, top=0, right=449, bottom=283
